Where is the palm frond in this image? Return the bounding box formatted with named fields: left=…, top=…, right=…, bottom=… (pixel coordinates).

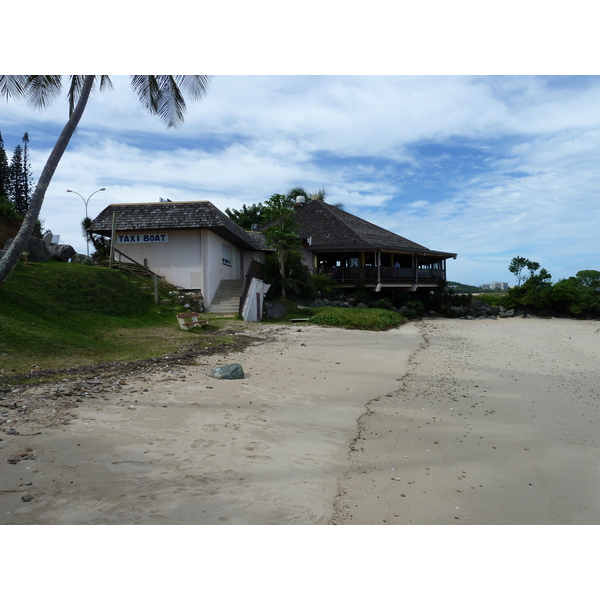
left=0, top=75, right=29, bottom=100
left=312, top=187, right=327, bottom=200
left=67, top=76, right=85, bottom=116
left=130, top=75, right=211, bottom=128
left=98, top=76, right=113, bottom=92
left=131, top=75, right=162, bottom=116
left=24, top=76, right=63, bottom=110
left=172, top=75, right=212, bottom=101
left=67, top=76, right=112, bottom=116
left=287, top=186, right=309, bottom=200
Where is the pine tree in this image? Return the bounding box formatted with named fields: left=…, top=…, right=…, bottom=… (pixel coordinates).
left=7, top=135, right=33, bottom=214
left=0, top=132, right=9, bottom=200
left=21, top=133, right=33, bottom=211
left=8, top=144, right=27, bottom=212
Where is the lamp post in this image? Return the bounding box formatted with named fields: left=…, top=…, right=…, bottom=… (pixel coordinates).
left=67, top=188, right=105, bottom=255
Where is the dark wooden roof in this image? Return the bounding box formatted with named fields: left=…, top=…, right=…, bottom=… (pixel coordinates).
left=90, top=201, right=266, bottom=251
left=293, top=200, right=457, bottom=258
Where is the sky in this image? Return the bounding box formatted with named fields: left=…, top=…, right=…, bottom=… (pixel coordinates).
left=2, top=74, right=600, bottom=287
left=3, top=2, right=599, bottom=290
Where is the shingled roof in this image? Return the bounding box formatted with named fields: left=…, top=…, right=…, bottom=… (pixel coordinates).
left=293, top=200, right=456, bottom=258
left=90, top=201, right=267, bottom=251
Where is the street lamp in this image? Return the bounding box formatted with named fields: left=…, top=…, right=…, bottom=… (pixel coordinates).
left=67, top=187, right=106, bottom=255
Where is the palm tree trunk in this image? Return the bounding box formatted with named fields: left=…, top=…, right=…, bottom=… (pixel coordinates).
left=0, top=75, right=96, bottom=285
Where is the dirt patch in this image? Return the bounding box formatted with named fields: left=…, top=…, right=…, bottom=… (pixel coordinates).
left=0, top=323, right=285, bottom=434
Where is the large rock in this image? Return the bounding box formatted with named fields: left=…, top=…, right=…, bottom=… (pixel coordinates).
left=210, top=363, right=244, bottom=380
left=4, top=236, right=51, bottom=262
left=70, top=253, right=94, bottom=265
left=264, top=301, right=288, bottom=319
left=51, top=244, right=77, bottom=262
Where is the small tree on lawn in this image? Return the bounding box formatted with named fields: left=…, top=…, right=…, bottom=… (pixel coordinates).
left=262, top=193, right=301, bottom=299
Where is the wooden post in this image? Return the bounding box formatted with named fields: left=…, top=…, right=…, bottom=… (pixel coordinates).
left=109, top=210, right=117, bottom=269
left=154, top=274, right=159, bottom=304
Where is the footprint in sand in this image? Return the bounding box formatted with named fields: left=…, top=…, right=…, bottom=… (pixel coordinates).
left=191, top=439, right=226, bottom=449
left=244, top=441, right=271, bottom=451
left=245, top=415, right=267, bottom=423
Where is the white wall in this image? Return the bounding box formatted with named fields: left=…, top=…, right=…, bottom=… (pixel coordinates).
left=114, top=228, right=264, bottom=307
left=114, top=230, right=202, bottom=289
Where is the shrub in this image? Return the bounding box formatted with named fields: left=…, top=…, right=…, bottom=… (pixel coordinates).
left=0, top=196, right=19, bottom=221
left=311, top=271, right=335, bottom=299
left=309, top=307, right=405, bottom=331
left=369, top=297, right=395, bottom=311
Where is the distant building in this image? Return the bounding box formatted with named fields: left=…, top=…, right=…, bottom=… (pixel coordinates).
left=481, top=281, right=508, bottom=291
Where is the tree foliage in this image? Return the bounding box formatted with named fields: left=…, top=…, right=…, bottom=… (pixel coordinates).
left=506, top=257, right=600, bottom=317
left=0, top=131, right=34, bottom=213
left=286, top=185, right=344, bottom=208
left=262, top=193, right=302, bottom=300
left=0, top=132, right=10, bottom=201
left=224, top=202, right=267, bottom=230
left=508, top=255, right=541, bottom=286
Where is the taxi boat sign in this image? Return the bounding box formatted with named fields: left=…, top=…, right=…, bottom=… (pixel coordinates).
left=117, top=233, right=168, bottom=243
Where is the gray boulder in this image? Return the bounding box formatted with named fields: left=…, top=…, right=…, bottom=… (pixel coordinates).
left=4, top=236, right=51, bottom=262
left=210, top=363, right=244, bottom=380
left=51, top=244, right=77, bottom=262
left=71, top=253, right=94, bottom=265
left=264, top=301, right=288, bottom=319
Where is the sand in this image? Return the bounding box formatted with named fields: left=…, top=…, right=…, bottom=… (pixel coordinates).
left=0, top=323, right=420, bottom=524
left=332, top=317, right=600, bottom=525
left=2, top=316, right=599, bottom=525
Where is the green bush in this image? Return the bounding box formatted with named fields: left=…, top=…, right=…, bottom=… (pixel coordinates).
left=476, top=293, right=507, bottom=307
left=309, top=307, right=406, bottom=331
left=264, top=252, right=315, bottom=301
left=369, top=297, right=395, bottom=311
left=311, top=271, right=335, bottom=299
left=0, top=196, right=19, bottom=220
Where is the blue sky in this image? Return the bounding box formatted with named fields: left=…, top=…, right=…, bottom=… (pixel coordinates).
left=2, top=74, right=600, bottom=286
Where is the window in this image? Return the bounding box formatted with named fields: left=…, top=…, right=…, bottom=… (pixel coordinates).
left=222, top=244, right=232, bottom=267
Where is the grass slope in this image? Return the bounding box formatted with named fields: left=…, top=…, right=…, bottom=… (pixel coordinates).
left=0, top=262, right=194, bottom=376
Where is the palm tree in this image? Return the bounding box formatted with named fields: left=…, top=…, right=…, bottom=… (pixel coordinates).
left=0, top=75, right=211, bottom=285
left=287, top=185, right=344, bottom=209
left=286, top=186, right=310, bottom=202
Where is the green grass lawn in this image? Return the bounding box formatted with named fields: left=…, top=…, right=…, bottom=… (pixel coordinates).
left=0, top=262, right=202, bottom=376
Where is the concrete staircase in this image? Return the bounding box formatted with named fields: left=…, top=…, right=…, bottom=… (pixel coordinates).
left=209, top=279, right=245, bottom=313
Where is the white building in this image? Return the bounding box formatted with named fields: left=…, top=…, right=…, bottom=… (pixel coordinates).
left=481, top=281, right=508, bottom=291
left=90, top=201, right=269, bottom=316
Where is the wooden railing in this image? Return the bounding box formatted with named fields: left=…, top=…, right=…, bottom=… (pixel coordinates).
left=318, top=266, right=445, bottom=284
left=105, top=248, right=176, bottom=301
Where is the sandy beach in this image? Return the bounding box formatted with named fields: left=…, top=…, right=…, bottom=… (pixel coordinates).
left=2, top=316, right=600, bottom=525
